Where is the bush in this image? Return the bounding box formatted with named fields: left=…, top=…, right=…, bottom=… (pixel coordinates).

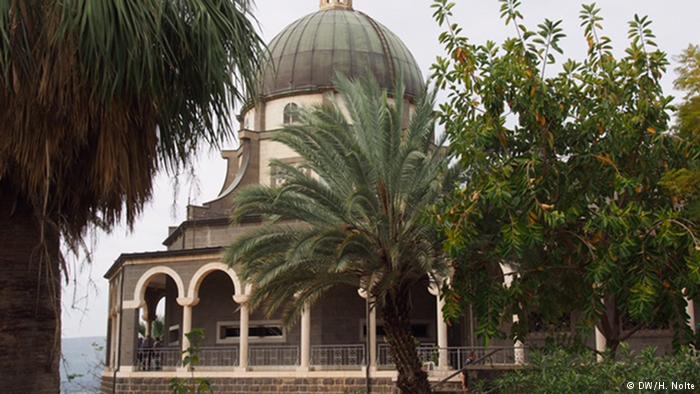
left=481, top=346, right=699, bottom=394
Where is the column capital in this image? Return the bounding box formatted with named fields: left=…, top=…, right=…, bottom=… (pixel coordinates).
left=429, top=271, right=453, bottom=296
left=122, top=299, right=145, bottom=310
left=177, top=297, right=199, bottom=307
left=233, top=294, right=250, bottom=304
left=357, top=288, right=369, bottom=299
left=428, top=283, right=440, bottom=297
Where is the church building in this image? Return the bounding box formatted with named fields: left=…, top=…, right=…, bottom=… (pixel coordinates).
left=101, top=1, right=687, bottom=393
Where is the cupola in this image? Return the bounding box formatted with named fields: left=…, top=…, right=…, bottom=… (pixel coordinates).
left=319, top=0, right=353, bottom=11
left=254, top=0, right=424, bottom=102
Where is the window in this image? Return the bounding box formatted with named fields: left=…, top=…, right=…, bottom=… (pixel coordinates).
left=283, top=103, right=300, bottom=125
left=217, top=321, right=285, bottom=344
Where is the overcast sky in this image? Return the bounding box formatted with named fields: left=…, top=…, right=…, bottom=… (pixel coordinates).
left=62, top=0, right=700, bottom=338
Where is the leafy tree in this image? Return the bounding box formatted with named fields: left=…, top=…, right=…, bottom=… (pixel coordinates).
left=431, top=0, right=700, bottom=356
left=225, top=77, right=450, bottom=393
left=675, top=45, right=700, bottom=142
left=663, top=45, right=700, bottom=221
left=0, top=1, right=264, bottom=390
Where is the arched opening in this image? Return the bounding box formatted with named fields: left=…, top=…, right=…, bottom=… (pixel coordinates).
left=139, top=296, right=166, bottom=343
left=283, top=102, right=300, bottom=125
left=187, top=264, right=299, bottom=369
left=134, top=273, right=183, bottom=371
left=192, top=270, right=239, bottom=367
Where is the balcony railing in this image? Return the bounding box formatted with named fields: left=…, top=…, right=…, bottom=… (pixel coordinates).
left=249, top=345, right=299, bottom=367
left=447, top=346, right=522, bottom=368
left=198, top=346, right=239, bottom=367
left=378, top=344, right=438, bottom=368
left=133, top=344, right=524, bottom=371
left=135, top=347, right=181, bottom=371
left=378, top=345, right=524, bottom=369
left=311, top=345, right=365, bottom=369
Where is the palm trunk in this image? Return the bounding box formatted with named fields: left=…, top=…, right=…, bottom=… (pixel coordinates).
left=0, top=181, right=61, bottom=393
left=381, top=292, right=432, bottom=394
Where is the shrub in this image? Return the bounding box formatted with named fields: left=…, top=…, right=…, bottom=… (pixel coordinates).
left=480, top=346, right=699, bottom=394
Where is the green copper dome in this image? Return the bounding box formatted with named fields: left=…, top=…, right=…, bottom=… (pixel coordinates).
left=259, top=8, right=424, bottom=100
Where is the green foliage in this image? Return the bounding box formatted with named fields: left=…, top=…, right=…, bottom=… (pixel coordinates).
left=667, top=45, right=700, bottom=220
left=431, top=0, right=700, bottom=351
left=170, top=329, right=212, bottom=394
left=139, top=316, right=166, bottom=340
left=481, top=347, right=700, bottom=394
left=0, top=0, right=265, bottom=242
left=225, top=76, right=450, bottom=392
left=226, top=75, right=450, bottom=322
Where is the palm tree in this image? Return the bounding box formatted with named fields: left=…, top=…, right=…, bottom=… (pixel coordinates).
left=226, top=77, right=450, bottom=393
left=0, top=1, right=264, bottom=391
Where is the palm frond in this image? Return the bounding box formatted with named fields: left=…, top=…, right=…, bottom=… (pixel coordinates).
left=227, top=75, right=451, bottom=323
left=0, top=0, right=265, bottom=243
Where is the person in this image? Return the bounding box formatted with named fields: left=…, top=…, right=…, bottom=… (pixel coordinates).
left=140, top=335, right=153, bottom=370
left=136, top=336, right=145, bottom=369
left=152, top=336, right=163, bottom=370
left=461, top=351, right=477, bottom=393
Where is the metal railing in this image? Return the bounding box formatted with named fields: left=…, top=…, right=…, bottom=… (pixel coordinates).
left=377, top=344, right=439, bottom=367
left=135, top=347, right=181, bottom=371
left=434, top=347, right=518, bottom=391
left=133, top=344, right=523, bottom=371
left=378, top=345, right=523, bottom=369
left=249, top=345, right=299, bottom=367
left=447, top=346, right=521, bottom=368
left=198, top=346, right=239, bottom=367
left=311, top=344, right=365, bottom=369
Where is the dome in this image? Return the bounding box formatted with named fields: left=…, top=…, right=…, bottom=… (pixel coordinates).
left=258, top=6, right=424, bottom=101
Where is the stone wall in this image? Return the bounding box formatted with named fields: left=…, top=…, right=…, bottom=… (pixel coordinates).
left=101, top=376, right=408, bottom=394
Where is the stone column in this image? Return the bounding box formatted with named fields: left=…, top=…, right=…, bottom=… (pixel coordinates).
left=109, top=312, right=118, bottom=368
left=595, top=325, right=607, bottom=363
left=181, top=304, right=192, bottom=358
left=512, top=316, right=526, bottom=365
left=299, top=304, right=311, bottom=371
left=143, top=312, right=153, bottom=339
left=234, top=294, right=250, bottom=370
left=429, top=284, right=450, bottom=370
left=176, top=297, right=200, bottom=370
left=500, top=263, right=525, bottom=365
left=368, top=303, right=377, bottom=372
left=357, top=288, right=377, bottom=372
left=686, top=296, right=697, bottom=335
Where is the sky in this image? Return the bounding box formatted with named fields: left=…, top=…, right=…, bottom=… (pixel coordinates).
left=62, top=0, right=700, bottom=338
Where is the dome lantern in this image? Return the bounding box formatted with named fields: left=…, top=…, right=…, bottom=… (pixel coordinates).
left=319, top=0, right=353, bottom=10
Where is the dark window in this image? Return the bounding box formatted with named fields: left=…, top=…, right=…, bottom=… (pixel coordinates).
left=222, top=326, right=241, bottom=339
left=250, top=326, right=284, bottom=337
left=219, top=323, right=284, bottom=339
left=283, top=103, right=300, bottom=125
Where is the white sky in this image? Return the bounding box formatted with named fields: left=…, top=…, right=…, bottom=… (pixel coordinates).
left=62, top=0, right=700, bottom=338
